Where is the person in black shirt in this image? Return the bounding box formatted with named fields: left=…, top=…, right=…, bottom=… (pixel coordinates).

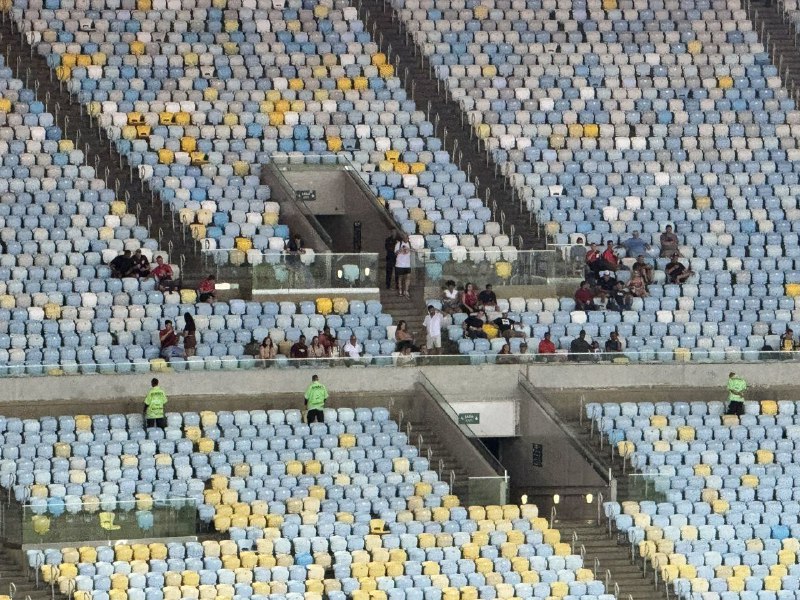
left=132, top=249, right=150, bottom=278
left=608, top=281, right=633, bottom=313
left=597, top=271, right=617, bottom=294
left=384, top=229, right=399, bottom=290
left=110, top=250, right=135, bottom=278
left=477, top=284, right=497, bottom=310
left=605, top=331, right=623, bottom=354
left=665, top=253, right=693, bottom=284
left=569, top=330, right=592, bottom=361
left=290, top=335, right=309, bottom=360
left=463, top=311, right=488, bottom=339
left=493, top=312, right=525, bottom=340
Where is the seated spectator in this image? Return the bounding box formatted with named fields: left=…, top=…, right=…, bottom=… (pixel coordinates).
left=478, top=284, right=498, bottom=310
left=290, top=335, right=309, bottom=359
left=159, top=320, right=184, bottom=359
left=396, top=345, right=415, bottom=367
left=151, top=256, right=177, bottom=292
left=618, top=230, right=652, bottom=258
left=627, top=272, right=649, bottom=298
left=608, top=281, right=633, bottom=312
left=759, top=344, right=779, bottom=361
left=496, top=343, right=515, bottom=364
left=574, top=280, right=597, bottom=311
left=605, top=331, right=623, bottom=354
left=600, top=240, right=620, bottom=271
left=589, top=340, right=601, bottom=358
left=132, top=249, right=150, bottom=278
left=394, top=320, right=419, bottom=352
left=780, top=327, right=796, bottom=353
left=538, top=332, right=556, bottom=354
left=517, top=342, right=533, bottom=363
left=632, top=255, right=654, bottom=285
left=309, top=336, right=327, bottom=359
left=463, top=311, right=487, bottom=339
left=441, top=280, right=461, bottom=315
left=585, top=243, right=603, bottom=276
left=197, top=275, right=216, bottom=303
left=659, top=225, right=680, bottom=257
left=259, top=336, right=277, bottom=364
left=461, top=282, right=481, bottom=314
left=319, top=326, right=336, bottom=357
left=342, top=335, right=364, bottom=364
left=569, top=330, right=592, bottom=361
left=597, top=271, right=618, bottom=295
left=665, top=253, right=693, bottom=284
left=110, top=250, right=136, bottom=278
left=493, top=312, right=525, bottom=340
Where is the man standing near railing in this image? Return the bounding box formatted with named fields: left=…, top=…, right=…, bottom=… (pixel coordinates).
left=726, top=372, right=747, bottom=416
left=384, top=229, right=399, bottom=290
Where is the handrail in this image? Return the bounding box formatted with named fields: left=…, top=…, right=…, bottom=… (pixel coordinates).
left=571, top=531, right=578, bottom=554
left=596, top=491, right=604, bottom=526
left=549, top=505, right=557, bottom=529
left=613, top=582, right=620, bottom=599
left=593, top=557, right=599, bottom=579
left=605, top=569, right=612, bottom=591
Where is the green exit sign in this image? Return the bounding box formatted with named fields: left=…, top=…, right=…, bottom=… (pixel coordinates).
left=458, top=413, right=480, bottom=425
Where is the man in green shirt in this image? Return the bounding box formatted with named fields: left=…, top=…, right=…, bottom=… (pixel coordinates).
left=726, top=372, right=746, bottom=416
left=304, top=374, right=328, bottom=424
left=144, top=378, right=168, bottom=428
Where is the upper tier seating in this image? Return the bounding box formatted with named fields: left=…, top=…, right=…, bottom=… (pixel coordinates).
left=24, top=407, right=615, bottom=600
left=12, top=0, right=508, bottom=259
left=392, top=0, right=800, bottom=354
left=593, top=400, right=800, bottom=599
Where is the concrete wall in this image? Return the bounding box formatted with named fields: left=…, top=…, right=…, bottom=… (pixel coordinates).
left=448, top=401, right=517, bottom=437
left=283, top=170, right=349, bottom=216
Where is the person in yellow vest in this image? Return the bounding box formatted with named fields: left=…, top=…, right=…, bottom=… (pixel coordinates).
left=304, top=375, right=328, bottom=424
left=144, top=378, right=168, bottom=428
left=726, top=372, right=746, bottom=416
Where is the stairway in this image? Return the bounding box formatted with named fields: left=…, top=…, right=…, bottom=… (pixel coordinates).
left=558, top=520, right=666, bottom=600
left=404, top=417, right=470, bottom=498
left=354, top=0, right=545, bottom=251
left=747, top=0, right=800, bottom=103
left=0, top=17, right=204, bottom=279
left=0, top=548, right=55, bottom=600
left=379, top=264, right=427, bottom=349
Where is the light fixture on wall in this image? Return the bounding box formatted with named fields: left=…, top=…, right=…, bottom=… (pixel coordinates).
left=585, top=493, right=594, bottom=504
left=520, top=494, right=528, bottom=505
left=337, top=269, right=343, bottom=279
left=364, top=268, right=370, bottom=277
left=552, top=494, right=560, bottom=505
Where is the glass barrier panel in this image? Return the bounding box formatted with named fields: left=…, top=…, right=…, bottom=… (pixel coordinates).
left=419, top=249, right=572, bottom=287
left=467, top=476, right=509, bottom=506
left=626, top=474, right=668, bottom=503
left=18, top=497, right=197, bottom=545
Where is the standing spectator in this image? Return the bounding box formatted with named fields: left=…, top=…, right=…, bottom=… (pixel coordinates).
left=151, top=256, right=176, bottom=292
left=259, top=336, right=277, bottom=364
left=478, top=284, right=498, bottom=310
left=570, top=237, right=587, bottom=268
left=197, top=275, right=216, bottom=303
left=659, top=225, right=680, bottom=257
left=394, top=320, right=419, bottom=352
left=574, top=280, right=596, bottom=311
left=319, top=326, right=336, bottom=356
left=143, top=378, right=168, bottom=429
left=605, top=331, right=623, bottom=355
left=394, top=234, right=413, bottom=298
left=290, top=335, right=309, bottom=360
left=665, top=253, right=693, bottom=284
left=384, top=229, right=399, bottom=290
left=441, top=280, right=461, bottom=315
left=159, top=320, right=184, bottom=359
left=110, top=250, right=136, bottom=278
left=726, top=372, right=747, bottom=416
left=182, top=313, right=197, bottom=357
left=132, top=249, right=150, bottom=278
left=286, top=233, right=306, bottom=286
left=632, top=255, right=654, bottom=285
left=569, top=330, right=592, bottom=361
left=780, top=327, right=796, bottom=353
left=461, top=282, right=481, bottom=314
left=423, top=305, right=443, bottom=355
left=538, top=332, right=556, bottom=354
left=618, top=231, right=651, bottom=258
left=309, top=336, right=327, bottom=359
left=304, top=375, right=328, bottom=424
left=493, top=312, right=525, bottom=340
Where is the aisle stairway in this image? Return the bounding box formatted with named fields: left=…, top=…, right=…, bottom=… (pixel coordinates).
left=747, top=0, right=800, bottom=102
left=354, top=0, right=545, bottom=250
left=379, top=263, right=427, bottom=348
left=0, top=17, right=204, bottom=277
left=405, top=417, right=470, bottom=498
left=0, top=548, right=56, bottom=600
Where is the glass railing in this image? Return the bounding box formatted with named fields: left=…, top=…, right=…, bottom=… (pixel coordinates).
left=467, top=476, right=509, bottom=506
left=2, top=497, right=196, bottom=545
left=626, top=473, right=669, bottom=503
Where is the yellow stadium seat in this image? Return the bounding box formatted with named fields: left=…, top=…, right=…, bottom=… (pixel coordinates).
left=158, top=149, right=174, bottom=164
left=316, top=297, right=333, bottom=315
left=757, top=449, right=774, bottom=464
left=135, top=125, right=150, bottom=139
left=787, top=283, right=800, bottom=297
left=127, top=112, right=144, bottom=125
left=694, top=463, right=711, bottom=476
left=677, top=426, right=695, bottom=441
left=337, top=77, right=352, bottom=90
left=262, top=211, right=279, bottom=226
left=712, top=499, right=729, bottom=514
left=181, top=137, right=197, bottom=153
left=339, top=434, right=355, bottom=448
left=0, top=98, right=10, bottom=113
left=761, top=400, right=778, bottom=415
left=130, top=41, right=145, bottom=55
left=121, top=126, right=137, bottom=141
left=602, top=0, right=617, bottom=8
left=764, top=576, right=782, bottom=591
left=379, top=64, right=394, bottom=77
left=741, top=474, right=759, bottom=488
left=56, top=66, right=71, bottom=81
left=394, top=162, right=410, bottom=175
left=190, top=224, right=206, bottom=240
left=235, top=237, right=253, bottom=252
left=584, top=123, right=600, bottom=138
left=694, top=196, right=711, bottom=209
left=174, top=112, right=191, bottom=126
left=717, top=76, right=733, bottom=89
left=482, top=65, right=497, bottom=77
left=45, top=303, right=62, bottom=320
left=61, top=54, right=78, bottom=68
left=159, top=112, right=174, bottom=125
left=223, top=42, right=238, bottom=55
left=568, top=124, right=584, bottom=137
left=223, top=112, right=238, bottom=127
left=674, top=347, right=691, bottom=362
left=418, top=219, right=434, bottom=235
left=327, top=137, right=342, bottom=152
left=372, top=53, right=387, bottom=66
left=473, top=5, right=488, bottom=18
left=687, top=40, right=702, bottom=54
left=354, top=77, right=368, bottom=90
left=495, top=261, right=512, bottom=279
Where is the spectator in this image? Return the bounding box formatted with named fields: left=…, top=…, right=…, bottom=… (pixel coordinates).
left=286, top=233, right=305, bottom=259
left=182, top=312, right=196, bottom=358
left=632, top=255, right=654, bottom=285
left=518, top=342, right=533, bottom=363
left=132, top=249, right=150, bottom=278
left=394, top=320, right=418, bottom=352
left=423, top=305, right=444, bottom=355
left=110, top=250, right=135, bottom=278
left=259, top=336, right=277, bottom=364
left=569, top=330, right=592, bottom=361
left=780, top=327, right=796, bottom=353
left=159, top=320, right=184, bottom=359
left=574, top=280, right=596, bottom=311
left=197, top=275, right=216, bottom=303
left=659, top=225, right=680, bottom=257
left=461, top=282, right=480, bottom=314
left=463, top=311, right=487, bottom=339
left=665, top=253, right=693, bottom=284
left=538, top=332, right=556, bottom=354
left=394, top=234, right=413, bottom=298
left=618, top=231, right=652, bottom=258
left=143, top=378, right=168, bottom=429
left=570, top=237, right=587, bottom=266
left=585, top=243, right=603, bottom=276
left=726, top=372, right=746, bottom=416
left=319, top=326, right=336, bottom=357
left=309, top=336, right=327, bottom=359
left=597, top=271, right=618, bottom=295
left=493, top=312, right=525, bottom=340
left=478, top=284, right=498, bottom=310
left=303, top=374, right=328, bottom=424
left=627, top=272, right=649, bottom=298
left=290, top=335, right=309, bottom=360
left=589, top=340, right=601, bottom=358
left=496, top=343, right=514, bottom=364
left=609, top=281, right=633, bottom=312
left=151, top=256, right=176, bottom=292
left=384, top=229, right=399, bottom=290
left=605, top=331, right=623, bottom=355
left=600, top=241, right=620, bottom=271
left=759, top=344, right=779, bottom=361
left=342, top=335, right=363, bottom=364
left=441, top=280, right=461, bottom=315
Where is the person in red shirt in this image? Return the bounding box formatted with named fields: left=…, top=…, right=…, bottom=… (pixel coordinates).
left=574, top=280, right=596, bottom=311
left=318, top=326, right=336, bottom=357
left=151, top=256, right=176, bottom=292
left=585, top=243, right=602, bottom=275
left=538, top=332, right=556, bottom=354
left=600, top=241, right=619, bottom=271
left=197, top=274, right=216, bottom=303
left=159, top=320, right=184, bottom=359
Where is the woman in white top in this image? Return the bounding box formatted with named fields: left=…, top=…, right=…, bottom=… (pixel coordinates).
left=394, top=234, right=413, bottom=298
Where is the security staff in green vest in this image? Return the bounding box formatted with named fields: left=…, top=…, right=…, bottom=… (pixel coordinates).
left=304, top=374, right=328, bottom=424
left=726, top=372, right=746, bottom=416
left=144, top=378, right=168, bottom=428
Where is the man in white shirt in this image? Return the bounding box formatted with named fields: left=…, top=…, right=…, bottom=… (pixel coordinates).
left=423, top=305, right=443, bottom=355
left=342, top=335, right=364, bottom=365
left=394, top=233, right=413, bottom=298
